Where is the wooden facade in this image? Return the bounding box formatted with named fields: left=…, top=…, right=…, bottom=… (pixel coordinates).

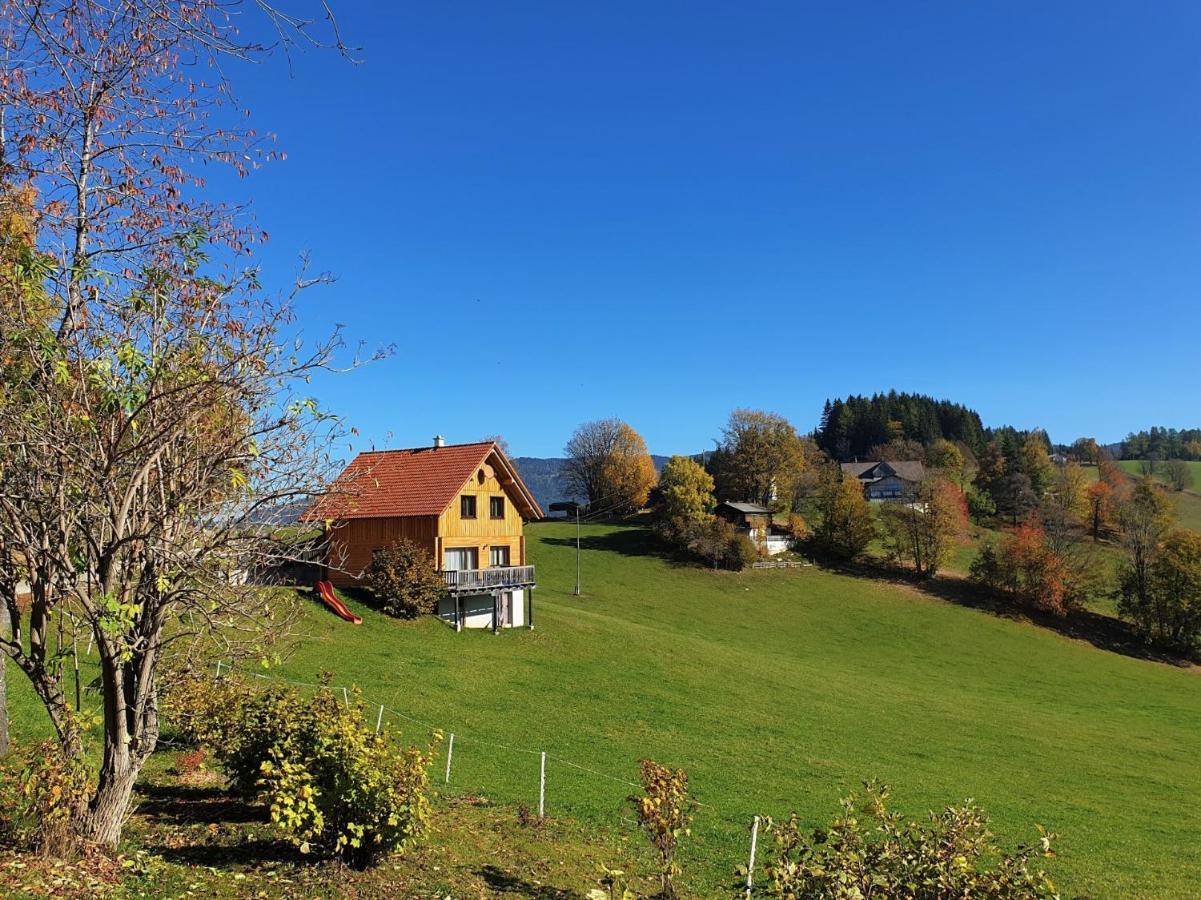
left=324, top=515, right=440, bottom=588
left=315, top=443, right=542, bottom=599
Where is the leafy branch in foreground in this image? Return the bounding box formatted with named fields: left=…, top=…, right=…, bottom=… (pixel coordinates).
left=752, top=781, right=1059, bottom=899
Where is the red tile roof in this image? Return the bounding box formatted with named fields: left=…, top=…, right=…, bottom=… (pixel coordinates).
left=304, top=441, right=543, bottom=521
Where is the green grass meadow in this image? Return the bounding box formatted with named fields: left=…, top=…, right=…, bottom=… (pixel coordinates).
left=5, top=521, right=1201, bottom=896
left=1117, top=460, right=1201, bottom=532
left=279, top=524, right=1201, bottom=896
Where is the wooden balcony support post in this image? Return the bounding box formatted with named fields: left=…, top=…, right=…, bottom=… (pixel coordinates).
left=491, top=590, right=499, bottom=634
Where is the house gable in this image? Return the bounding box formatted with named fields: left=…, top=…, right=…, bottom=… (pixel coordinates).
left=437, top=454, right=529, bottom=542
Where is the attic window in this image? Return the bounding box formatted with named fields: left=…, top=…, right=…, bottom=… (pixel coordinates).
left=490, top=496, right=505, bottom=519
left=477, top=469, right=486, bottom=484
left=461, top=495, right=476, bottom=519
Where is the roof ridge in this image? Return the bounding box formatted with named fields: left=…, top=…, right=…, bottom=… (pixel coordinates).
left=354, top=440, right=495, bottom=456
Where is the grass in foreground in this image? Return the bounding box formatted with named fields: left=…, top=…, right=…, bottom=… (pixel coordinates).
left=5, top=522, right=1201, bottom=896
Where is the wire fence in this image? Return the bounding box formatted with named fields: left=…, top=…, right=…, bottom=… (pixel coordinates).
left=212, top=660, right=766, bottom=888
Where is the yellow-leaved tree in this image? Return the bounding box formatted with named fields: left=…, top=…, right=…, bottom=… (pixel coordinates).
left=600, top=423, right=658, bottom=517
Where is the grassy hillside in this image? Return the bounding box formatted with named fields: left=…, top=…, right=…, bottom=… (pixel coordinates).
left=1117, top=460, right=1201, bottom=532
left=282, top=523, right=1198, bottom=896
left=5, top=522, right=1201, bottom=896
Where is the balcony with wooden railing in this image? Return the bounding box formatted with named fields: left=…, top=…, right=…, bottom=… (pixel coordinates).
left=441, top=565, right=536, bottom=594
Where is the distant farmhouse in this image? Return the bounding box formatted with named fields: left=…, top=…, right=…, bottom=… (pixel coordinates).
left=305, top=437, right=544, bottom=631
left=840, top=460, right=926, bottom=501
left=715, top=501, right=794, bottom=555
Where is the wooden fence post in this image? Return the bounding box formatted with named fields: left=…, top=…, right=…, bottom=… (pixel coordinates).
left=539, top=751, right=546, bottom=819
left=745, top=815, right=760, bottom=898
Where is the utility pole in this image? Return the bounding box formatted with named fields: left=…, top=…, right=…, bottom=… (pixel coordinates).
left=573, top=505, right=581, bottom=596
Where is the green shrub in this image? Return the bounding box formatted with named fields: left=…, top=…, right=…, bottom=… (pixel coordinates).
left=753, top=781, right=1059, bottom=899
left=166, top=674, right=437, bottom=866
left=727, top=533, right=759, bottom=570
left=365, top=539, right=446, bottom=619
left=162, top=673, right=303, bottom=793
left=258, top=690, right=437, bottom=867
left=690, top=519, right=758, bottom=570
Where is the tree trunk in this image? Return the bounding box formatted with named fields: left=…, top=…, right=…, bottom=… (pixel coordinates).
left=78, top=752, right=140, bottom=848
left=75, top=647, right=160, bottom=848
left=0, top=602, right=8, bottom=756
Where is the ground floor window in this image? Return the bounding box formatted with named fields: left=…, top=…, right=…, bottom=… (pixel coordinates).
left=490, top=545, right=511, bottom=567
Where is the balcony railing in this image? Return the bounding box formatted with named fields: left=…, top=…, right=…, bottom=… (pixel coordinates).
left=441, top=565, right=536, bottom=594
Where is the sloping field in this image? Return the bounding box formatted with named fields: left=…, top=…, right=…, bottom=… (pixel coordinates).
left=277, top=523, right=1201, bottom=897
left=5, top=522, right=1200, bottom=896
left=1117, top=460, right=1201, bottom=532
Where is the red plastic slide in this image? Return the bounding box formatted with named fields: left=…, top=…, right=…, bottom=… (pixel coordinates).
left=315, top=580, right=362, bottom=625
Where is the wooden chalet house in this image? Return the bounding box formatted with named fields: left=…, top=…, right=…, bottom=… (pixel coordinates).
left=306, top=437, right=544, bottom=631
left=714, top=501, right=793, bottom=556
left=840, top=460, right=926, bottom=500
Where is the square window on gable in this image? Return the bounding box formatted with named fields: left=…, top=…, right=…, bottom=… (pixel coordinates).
left=490, top=496, right=505, bottom=519
left=461, top=495, right=476, bottom=519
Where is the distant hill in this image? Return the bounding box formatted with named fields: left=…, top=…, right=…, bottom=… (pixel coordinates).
left=512, top=455, right=672, bottom=514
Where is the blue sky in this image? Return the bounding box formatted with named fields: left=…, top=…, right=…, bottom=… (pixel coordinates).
left=228, top=1, right=1200, bottom=457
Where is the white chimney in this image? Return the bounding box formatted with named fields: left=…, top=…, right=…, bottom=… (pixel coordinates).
left=433, top=434, right=445, bottom=449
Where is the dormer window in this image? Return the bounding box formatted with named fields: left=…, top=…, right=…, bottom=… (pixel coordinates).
left=460, top=495, right=476, bottom=519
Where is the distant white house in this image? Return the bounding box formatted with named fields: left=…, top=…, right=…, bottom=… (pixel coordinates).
left=840, top=460, right=926, bottom=501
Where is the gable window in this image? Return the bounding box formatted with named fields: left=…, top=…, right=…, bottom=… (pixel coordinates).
left=489, top=545, right=510, bottom=567
left=490, top=496, right=505, bottom=519
left=460, top=495, right=476, bottom=519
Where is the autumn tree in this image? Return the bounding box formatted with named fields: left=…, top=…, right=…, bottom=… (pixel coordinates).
left=601, top=425, right=658, bottom=516
left=995, top=471, right=1038, bottom=525
left=655, top=455, right=715, bottom=545
left=0, top=0, right=354, bottom=850
left=1016, top=431, right=1055, bottom=497
left=1087, top=458, right=1128, bottom=541
left=814, top=467, right=876, bottom=560
left=1043, top=461, right=1090, bottom=535
left=710, top=409, right=806, bottom=508
left=1123, top=529, right=1201, bottom=652
left=971, top=440, right=1007, bottom=512
left=878, top=478, right=967, bottom=578
left=1116, top=478, right=1176, bottom=637
left=925, top=438, right=965, bottom=483
left=970, top=518, right=1093, bottom=616
left=867, top=438, right=926, bottom=463
left=563, top=419, right=656, bottom=516
left=1070, top=437, right=1102, bottom=465
left=1164, top=459, right=1194, bottom=493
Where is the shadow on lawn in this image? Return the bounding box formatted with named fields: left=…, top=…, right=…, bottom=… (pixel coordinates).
left=541, top=527, right=695, bottom=568
left=836, top=558, right=1198, bottom=669
left=477, top=864, right=585, bottom=899
left=147, top=836, right=302, bottom=869
left=135, top=782, right=265, bottom=827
